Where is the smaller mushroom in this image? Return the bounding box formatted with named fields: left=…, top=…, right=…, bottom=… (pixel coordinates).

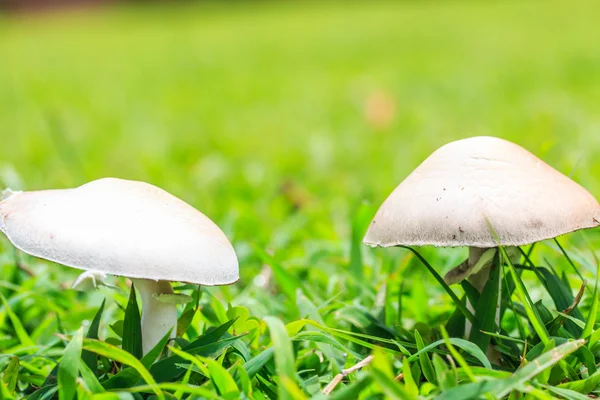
left=0, top=178, right=238, bottom=354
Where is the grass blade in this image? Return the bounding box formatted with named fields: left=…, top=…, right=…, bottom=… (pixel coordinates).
left=58, top=327, right=84, bottom=400
left=399, top=247, right=474, bottom=323
left=349, top=202, right=372, bottom=282
left=328, top=376, right=373, bottom=400
left=100, top=329, right=172, bottom=390
left=542, top=384, right=591, bottom=400
left=2, top=356, right=19, bottom=393
left=582, top=262, right=599, bottom=341
left=202, top=357, right=239, bottom=396
left=168, top=348, right=239, bottom=396
left=557, top=369, right=600, bottom=394
left=243, top=347, right=274, bottom=379
left=407, top=338, right=491, bottom=369
left=401, top=357, right=418, bottom=397
left=81, top=338, right=163, bottom=399
left=0, top=293, right=35, bottom=348
left=553, top=238, right=584, bottom=281
left=432, top=354, right=456, bottom=391
left=82, top=300, right=105, bottom=371
left=437, top=339, right=585, bottom=400
left=124, top=382, right=220, bottom=398
left=536, top=267, right=584, bottom=336
left=78, top=361, right=105, bottom=394
left=414, top=330, right=435, bottom=384
left=122, top=286, right=142, bottom=359
left=501, top=247, right=550, bottom=345
left=469, top=253, right=501, bottom=352
left=439, top=326, right=475, bottom=382
left=263, top=316, right=297, bottom=398
left=370, top=368, right=416, bottom=400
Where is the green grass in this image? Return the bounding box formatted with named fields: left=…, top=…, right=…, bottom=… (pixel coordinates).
left=1, top=0, right=600, bottom=398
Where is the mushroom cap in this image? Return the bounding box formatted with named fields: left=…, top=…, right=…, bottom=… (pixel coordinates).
left=0, top=178, right=239, bottom=285
left=364, top=136, right=600, bottom=248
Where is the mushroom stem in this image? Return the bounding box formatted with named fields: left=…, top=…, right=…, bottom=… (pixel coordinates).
left=132, top=278, right=177, bottom=355
left=464, top=247, right=503, bottom=364
left=465, top=246, right=520, bottom=364
left=466, top=247, right=503, bottom=330
left=467, top=247, right=490, bottom=292
left=464, top=247, right=490, bottom=337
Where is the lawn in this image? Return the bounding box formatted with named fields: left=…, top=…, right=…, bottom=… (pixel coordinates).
left=1, top=0, right=600, bottom=398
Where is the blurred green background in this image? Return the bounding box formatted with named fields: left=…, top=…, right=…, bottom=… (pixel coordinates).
left=1, top=0, right=599, bottom=295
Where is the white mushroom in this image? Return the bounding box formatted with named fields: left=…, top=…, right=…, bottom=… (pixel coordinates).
left=364, top=136, right=600, bottom=250
left=363, top=136, right=600, bottom=336
left=0, top=177, right=238, bottom=354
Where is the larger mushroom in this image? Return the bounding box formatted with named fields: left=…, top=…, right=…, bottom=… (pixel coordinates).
left=364, top=136, right=600, bottom=333
left=0, top=178, right=238, bottom=354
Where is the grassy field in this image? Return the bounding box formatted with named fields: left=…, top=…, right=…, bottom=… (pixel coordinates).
left=1, top=0, right=600, bottom=398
